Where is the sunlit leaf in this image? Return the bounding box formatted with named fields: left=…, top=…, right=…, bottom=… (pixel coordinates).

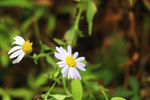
left=86, top=0, right=97, bottom=35
left=2, top=95, right=11, bottom=100
left=71, top=79, right=83, bottom=100
left=50, top=94, right=70, bottom=100
left=74, top=0, right=80, bottom=2
left=53, top=38, right=65, bottom=46
left=130, top=0, right=132, bottom=7
left=111, top=97, right=126, bottom=100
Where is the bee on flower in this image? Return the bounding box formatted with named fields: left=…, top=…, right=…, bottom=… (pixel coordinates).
left=54, top=45, right=86, bottom=80
left=8, top=36, right=33, bottom=64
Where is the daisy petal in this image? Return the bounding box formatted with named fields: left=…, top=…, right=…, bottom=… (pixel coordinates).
left=76, top=62, right=86, bottom=67
left=73, top=52, right=79, bottom=59
left=57, top=61, right=66, bottom=67
left=74, top=68, right=81, bottom=80
left=56, top=47, right=62, bottom=53
left=54, top=52, right=64, bottom=60
left=73, top=68, right=77, bottom=80
left=69, top=67, right=74, bottom=79
left=76, top=57, right=85, bottom=62
left=10, top=50, right=23, bottom=59
left=12, top=52, right=25, bottom=64
left=8, top=46, right=21, bottom=54
left=60, top=46, right=68, bottom=56
left=67, top=45, right=72, bottom=55
left=15, top=36, right=25, bottom=42
left=63, top=71, right=67, bottom=77
left=61, top=65, right=68, bottom=73
left=76, top=63, right=86, bottom=71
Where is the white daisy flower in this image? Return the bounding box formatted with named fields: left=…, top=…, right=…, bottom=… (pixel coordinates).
left=54, top=45, right=86, bottom=80
left=8, top=36, right=33, bottom=64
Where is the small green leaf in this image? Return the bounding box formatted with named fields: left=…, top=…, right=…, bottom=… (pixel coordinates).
left=86, top=0, right=97, bottom=35
left=71, top=79, right=83, bottom=100
left=0, top=54, right=8, bottom=67
left=129, top=76, right=139, bottom=91
left=111, top=97, right=126, bottom=100
left=53, top=38, right=65, bottom=46
left=0, top=0, right=34, bottom=8
left=47, top=15, right=56, bottom=34
left=46, top=55, right=57, bottom=68
left=50, top=94, right=70, bottom=100
left=131, top=94, right=140, bottom=100
left=113, top=88, right=133, bottom=97
left=74, top=0, right=80, bottom=2
left=64, top=27, right=78, bottom=46
left=7, top=88, right=33, bottom=100
left=2, top=95, right=11, bottom=100
left=130, top=0, right=132, bottom=6
left=34, top=73, right=48, bottom=88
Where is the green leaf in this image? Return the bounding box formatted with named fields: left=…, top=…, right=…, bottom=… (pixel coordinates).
left=113, top=88, right=133, bottom=97
left=46, top=55, right=57, bottom=68
left=86, top=0, right=97, bottom=35
left=129, top=76, right=139, bottom=91
left=111, top=97, right=126, bottom=100
left=0, top=0, right=34, bottom=8
left=47, top=15, right=56, bottom=34
left=34, top=73, right=49, bottom=88
left=0, top=54, right=8, bottom=67
left=50, top=94, right=70, bottom=100
left=130, top=0, right=132, bottom=6
left=131, top=94, right=140, bottom=100
left=53, top=38, right=65, bottom=46
left=74, top=0, right=80, bottom=2
left=64, top=27, right=78, bottom=46
left=85, top=81, right=107, bottom=92
left=71, top=79, right=83, bottom=100
left=7, top=88, right=33, bottom=100
left=2, top=95, right=11, bottom=100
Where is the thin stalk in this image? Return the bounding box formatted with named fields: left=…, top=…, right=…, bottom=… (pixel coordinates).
left=62, top=77, right=72, bottom=96
left=101, top=90, right=109, bottom=100
left=74, top=8, right=82, bottom=30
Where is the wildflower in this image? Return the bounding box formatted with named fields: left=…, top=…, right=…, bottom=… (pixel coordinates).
left=54, top=45, right=86, bottom=80
left=8, top=36, right=32, bottom=64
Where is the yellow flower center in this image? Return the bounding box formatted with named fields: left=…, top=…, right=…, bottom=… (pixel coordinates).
left=22, top=40, right=33, bottom=54
left=65, top=56, right=76, bottom=67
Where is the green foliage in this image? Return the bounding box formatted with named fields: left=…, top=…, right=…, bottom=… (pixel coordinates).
left=71, top=79, right=83, bottom=100
left=53, top=38, right=66, bottom=46
left=49, top=94, right=69, bottom=100
left=0, top=0, right=34, bottom=8
left=130, top=0, right=133, bottom=6
left=0, top=0, right=143, bottom=100
left=111, top=97, right=126, bottom=100
left=86, top=0, right=97, bottom=35
left=65, top=0, right=97, bottom=46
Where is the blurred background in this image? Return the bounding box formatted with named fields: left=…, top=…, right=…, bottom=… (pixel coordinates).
left=0, top=0, right=150, bottom=100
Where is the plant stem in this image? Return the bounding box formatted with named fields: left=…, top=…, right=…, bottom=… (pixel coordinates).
left=46, top=81, right=57, bottom=95
left=101, top=90, right=109, bottom=100
left=74, top=7, right=82, bottom=30
left=62, top=77, right=72, bottom=96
